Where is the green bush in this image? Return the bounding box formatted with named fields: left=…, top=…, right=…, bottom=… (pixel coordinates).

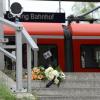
left=0, top=83, right=16, bottom=100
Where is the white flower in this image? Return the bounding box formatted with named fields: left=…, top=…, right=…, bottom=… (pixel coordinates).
left=59, top=72, right=66, bottom=80
left=44, top=67, right=65, bottom=86
left=45, top=67, right=54, bottom=80
left=54, top=78, right=59, bottom=84
left=47, top=72, right=55, bottom=80
left=48, top=70, right=59, bottom=81
left=51, top=70, right=59, bottom=77
left=45, top=67, right=54, bottom=75
left=45, top=67, right=59, bottom=80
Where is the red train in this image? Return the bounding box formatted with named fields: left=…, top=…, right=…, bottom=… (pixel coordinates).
left=3, top=22, right=100, bottom=72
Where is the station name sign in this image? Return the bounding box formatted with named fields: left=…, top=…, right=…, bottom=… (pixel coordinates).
left=4, top=11, right=65, bottom=23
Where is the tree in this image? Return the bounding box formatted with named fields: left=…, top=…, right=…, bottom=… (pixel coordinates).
left=72, top=2, right=98, bottom=18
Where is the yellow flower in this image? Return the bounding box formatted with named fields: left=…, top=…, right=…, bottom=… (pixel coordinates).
left=32, top=74, right=38, bottom=80
left=38, top=75, right=44, bottom=80
left=33, top=67, right=40, bottom=74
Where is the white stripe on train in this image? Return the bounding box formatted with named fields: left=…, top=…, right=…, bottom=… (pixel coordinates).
left=72, top=36, right=100, bottom=39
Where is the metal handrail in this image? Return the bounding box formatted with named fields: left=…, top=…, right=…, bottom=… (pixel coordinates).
left=0, top=46, right=16, bottom=61
left=21, top=26, right=39, bottom=51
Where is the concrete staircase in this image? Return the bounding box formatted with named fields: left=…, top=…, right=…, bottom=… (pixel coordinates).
left=0, top=70, right=16, bottom=91
left=23, top=73, right=100, bottom=100
left=0, top=70, right=36, bottom=100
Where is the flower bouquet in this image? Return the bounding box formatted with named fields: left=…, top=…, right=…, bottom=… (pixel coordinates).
left=24, top=66, right=65, bottom=87
left=44, top=66, right=65, bottom=88
left=31, top=66, right=45, bottom=80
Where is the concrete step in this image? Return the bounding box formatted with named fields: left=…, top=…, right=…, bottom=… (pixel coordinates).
left=38, top=96, right=100, bottom=100
left=24, top=73, right=100, bottom=100
left=32, top=88, right=100, bottom=97
left=65, top=73, right=100, bottom=81
left=0, top=70, right=16, bottom=91
left=23, top=73, right=100, bottom=89
left=2, top=70, right=100, bottom=100
left=23, top=79, right=100, bottom=89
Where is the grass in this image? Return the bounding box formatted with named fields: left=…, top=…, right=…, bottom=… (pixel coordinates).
left=0, top=83, right=38, bottom=100
left=0, top=83, right=16, bottom=100
left=1, top=69, right=38, bottom=100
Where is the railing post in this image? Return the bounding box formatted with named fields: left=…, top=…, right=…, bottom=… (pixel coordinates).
left=34, top=38, right=38, bottom=67
left=0, top=1, right=5, bottom=70
left=21, top=27, right=38, bottom=93
left=27, top=44, right=32, bottom=92
left=16, top=29, right=23, bottom=92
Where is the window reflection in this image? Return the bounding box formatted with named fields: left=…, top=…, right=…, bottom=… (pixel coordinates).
left=81, top=45, right=100, bottom=68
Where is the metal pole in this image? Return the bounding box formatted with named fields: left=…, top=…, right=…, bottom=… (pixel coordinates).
left=27, top=44, right=32, bottom=92
left=59, top=0, right=61, bottom=13
left=0, top=1, right=5, bottom=70
left=16, top=29, right=23, bottom=92
left=8, top=0, right=11, bottom=11
left=34, top=38, right=38, bottom=67
left=0, top=47, right=16, bottom=61
left=3, top=0, right=6, bottom=14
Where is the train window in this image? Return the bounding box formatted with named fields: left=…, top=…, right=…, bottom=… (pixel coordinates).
left=4, top=36, right=15, bottom=45
left=32, top=44, right=58, bottom=68
left=81, top=45, right=100, bottom=68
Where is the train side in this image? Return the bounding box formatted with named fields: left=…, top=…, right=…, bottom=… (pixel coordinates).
left=70, top=23, right=100, bottom=72
left=4, top=23, right=65, bottom=71
left=3, top=22, right=100, bottom=72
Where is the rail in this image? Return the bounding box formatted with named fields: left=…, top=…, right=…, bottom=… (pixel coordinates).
left=21, top=26, right=38, bottom=51
left=0, top=47, right=16, bottom=61
left=0, top=17, right=39, bottom=92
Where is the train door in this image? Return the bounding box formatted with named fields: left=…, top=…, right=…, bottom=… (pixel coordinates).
left=31, top=44, right=58, bottom=69
left=22, top=38, right=65, bottom=71
left=37, top=38, right=65, bottom=71
left=37, top=44, right=58, bottom=68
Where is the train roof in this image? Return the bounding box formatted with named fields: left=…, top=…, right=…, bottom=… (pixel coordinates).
left=4, top=22, right=100, bottom=37
left=70, top=23, right=100, bottom=36
left=4, top=22, right=64, bottom=36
